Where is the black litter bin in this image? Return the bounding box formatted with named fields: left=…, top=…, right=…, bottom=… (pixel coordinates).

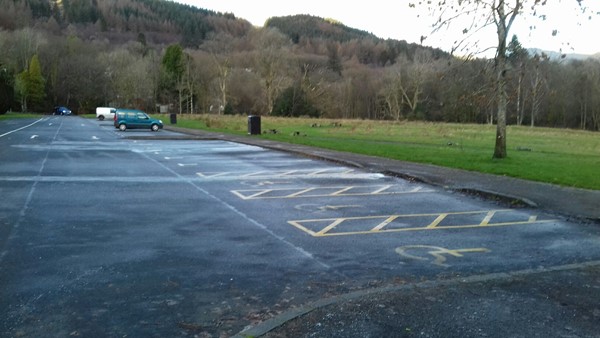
left=248, top=115, right=261, bottom=135
left=170, top=113, right=177, bottom=124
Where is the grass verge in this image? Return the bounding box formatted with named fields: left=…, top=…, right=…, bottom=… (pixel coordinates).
left=0, top=112, right=44, bottom=120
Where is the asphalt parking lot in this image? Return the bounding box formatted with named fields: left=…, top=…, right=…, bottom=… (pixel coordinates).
left=1, top=116, right=599, bottom=337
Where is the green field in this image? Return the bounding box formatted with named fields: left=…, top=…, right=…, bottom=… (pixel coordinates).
left=163, top=114, right=600, bottom=190
left=0, top=112, right=44, bottom=120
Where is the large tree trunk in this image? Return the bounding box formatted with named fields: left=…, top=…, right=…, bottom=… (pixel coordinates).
left=580, top=101, right=587, bottom=130
left=492, top=0, right=520, bottom=159
left=494, top=56, right=508, bottom=159
left=493, top=3, right=508, bottom=159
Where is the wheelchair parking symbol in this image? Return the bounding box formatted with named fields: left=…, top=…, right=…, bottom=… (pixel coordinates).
left=395, top=245, right=490, bottom=267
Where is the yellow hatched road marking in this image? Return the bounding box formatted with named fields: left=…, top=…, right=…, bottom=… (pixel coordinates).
left=479, top=210, right=496, bottom=226
left=371, top=216, right=399, bottom=232
left=316, top=219, right=345, bottom=236
left=288, top=210, right=557, bottom=237
left=331, top=187, right=354, bottom=196
left=371, top=185, right=392, bottom=194
left=278, top=170, right=299, bottom=176
left=196, top=172, right=230, bottom=178
left=246, top=189, right=273, bottom=199
left=197, top=168, right=356, bottom=179
left=288, top=220, right=318, bottom=236
left=242, top=171, right=267, bottom=177
left=309, top=169, right=330, bottom=176
left=231, top=184, right=433, bottom=200
left=427, top=213, right=448, bottom=228
left=286, top=188, right=316, bottom=198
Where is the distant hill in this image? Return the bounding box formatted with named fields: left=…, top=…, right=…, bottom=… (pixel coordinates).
left=264, top=14, right=450, bottom=65
left=527, top=48, right=600, bottom=61
left=265, top=14, right=378, bottom=43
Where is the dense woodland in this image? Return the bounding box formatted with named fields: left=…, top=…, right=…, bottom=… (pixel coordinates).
left=1, top=0, right=600, bottom=131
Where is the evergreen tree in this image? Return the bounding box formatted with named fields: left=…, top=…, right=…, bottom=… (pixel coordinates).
left=162, top=44, right=185, bottom=81
left=507, top=35, right=528, bottom=62
left=272, top=85, right=320, bottom=117
left=27, top=54, right=46, bottom=111
left=161, top=44, right=187, bottom=113
left=327, top=43, right=343, bottom=76
left=14, top=55, right=46, bottom=113
left=14, top=70, right=29, bottom=112
left=507, top=35, right=529, bottom=125
left=0, top=64, right=14, bottom=114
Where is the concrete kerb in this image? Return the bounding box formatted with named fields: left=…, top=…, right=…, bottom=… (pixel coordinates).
left=453, top=187, right=539, bottom=208
left=233, top=260, right=600, bottom=337
left=377, top=168, right=539, bottom=208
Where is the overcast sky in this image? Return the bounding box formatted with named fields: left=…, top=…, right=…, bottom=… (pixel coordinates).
left=176, top=0, right=600, bottom=56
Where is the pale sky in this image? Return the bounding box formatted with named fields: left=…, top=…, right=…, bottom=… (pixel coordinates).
left=176, top=0, right=600, bottom=56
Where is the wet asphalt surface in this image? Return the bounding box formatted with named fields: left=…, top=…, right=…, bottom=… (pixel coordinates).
left=1, top=116, right=599, bottom=337
left=261, top=262, right=600, bottom=338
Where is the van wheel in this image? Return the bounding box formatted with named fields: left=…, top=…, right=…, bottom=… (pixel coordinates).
left=151, top=124, right=159, bottom=132
left=119, top=124, right=127, bottom=131
left=98, top=115, right=105, bottom=121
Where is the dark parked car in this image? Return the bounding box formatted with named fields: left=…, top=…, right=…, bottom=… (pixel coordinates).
left=53, top=106, right=72, bottom=115
left=113, top=109, right=163, bottom=131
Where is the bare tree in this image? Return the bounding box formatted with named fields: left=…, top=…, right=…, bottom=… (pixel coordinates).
left=586, top=62, right=600, bottom=130
left=252, top=28, right=292, bottom=114
left=12, top=28, right=45, bottom=71
left=571, top=59, right=600, bottom=130
left=106, top=49, right=154, bottom=108
left=381, top=71, right=403, bottom=120
left=528, top=53, right=549, bottom=127
left=403, top=50, right=436, bottom=118
left=507, top=35, right=528, bottom=125
left=202, top=33, right=236, bottom=114
left=212, top=53, right=230, bottom=114
left=413, top=0, right=589, bottom=158
left=188, top=50, right=217, bottom=114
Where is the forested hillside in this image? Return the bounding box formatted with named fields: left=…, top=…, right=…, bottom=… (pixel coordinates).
left=0, top=0, right=599, bottom=131
left=0, top=0, right=250, bottom=45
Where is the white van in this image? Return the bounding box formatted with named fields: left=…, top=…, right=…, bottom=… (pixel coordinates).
left=96, top=107, right=116, bottom=121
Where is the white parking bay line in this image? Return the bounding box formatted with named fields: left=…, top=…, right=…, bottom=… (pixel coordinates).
left=0, top=118, right=45, bottom=138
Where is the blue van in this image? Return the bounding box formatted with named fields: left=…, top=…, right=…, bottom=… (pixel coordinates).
left=113, top=109, right=163, bottom=131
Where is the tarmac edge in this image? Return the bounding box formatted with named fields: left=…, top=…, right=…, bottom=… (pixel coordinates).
left=233, top=260, right=600, bottom=338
